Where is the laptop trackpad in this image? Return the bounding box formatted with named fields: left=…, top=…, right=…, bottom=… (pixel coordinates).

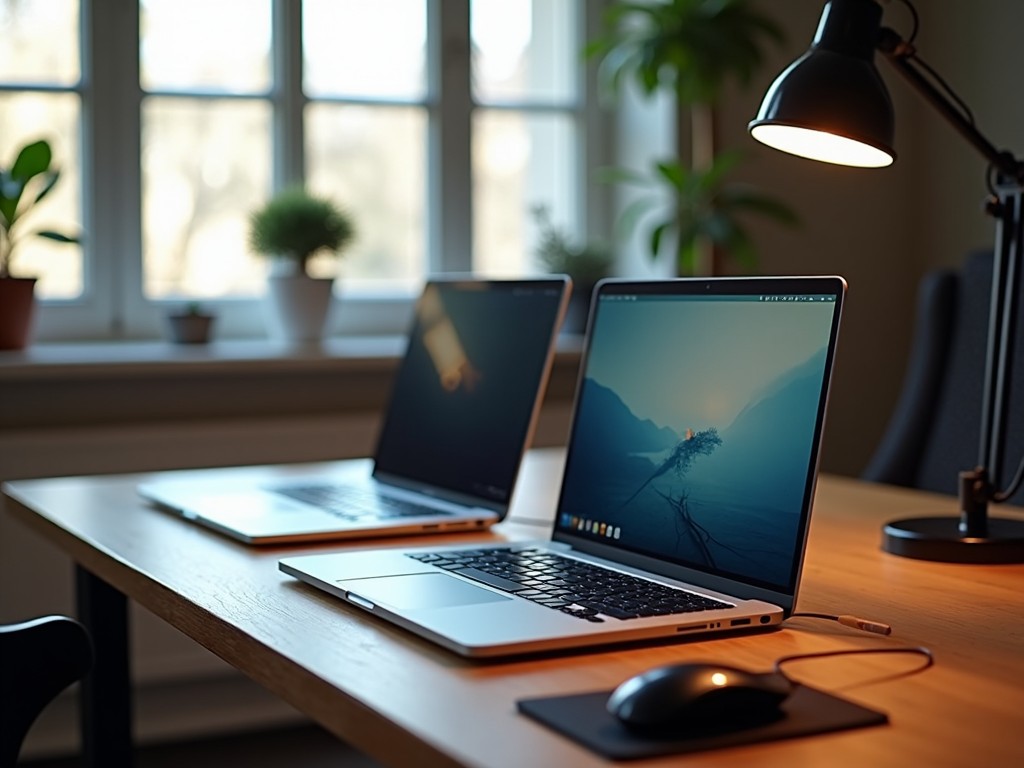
left=339, top=573, right=511, bottom=610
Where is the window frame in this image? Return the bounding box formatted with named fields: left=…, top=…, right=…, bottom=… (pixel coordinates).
left=23, top=0, right=608, bottom=343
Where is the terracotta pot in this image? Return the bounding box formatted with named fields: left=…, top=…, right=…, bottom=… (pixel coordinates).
left=0, top=276, right=38, bottom=350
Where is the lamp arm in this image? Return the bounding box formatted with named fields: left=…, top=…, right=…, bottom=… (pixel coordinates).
left=877, top=30, right=1024, bottom=185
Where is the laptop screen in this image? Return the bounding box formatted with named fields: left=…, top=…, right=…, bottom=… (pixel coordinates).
left=553, top=277, right=844, bottom=595
left=373, top=278, right=569, bottom=508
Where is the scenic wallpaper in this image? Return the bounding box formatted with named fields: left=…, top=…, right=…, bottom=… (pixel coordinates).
left=557, top=295, right=838, bottom=591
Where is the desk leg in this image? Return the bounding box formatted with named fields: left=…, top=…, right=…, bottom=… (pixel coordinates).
left=75, top=565, right=135, bottom=768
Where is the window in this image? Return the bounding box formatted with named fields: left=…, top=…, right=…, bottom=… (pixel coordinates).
left=0, top=0, right=82, bottom=299
left=1, top=0, right=604, bottom=341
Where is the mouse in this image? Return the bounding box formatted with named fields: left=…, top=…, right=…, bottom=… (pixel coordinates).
left=606, top=662, right=794, bottom=732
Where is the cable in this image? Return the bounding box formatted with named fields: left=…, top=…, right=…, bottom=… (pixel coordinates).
left=987, top=164, right=1000, bottom=197
left=773, top=646, right=934, bottom=679
left=788, top=611, right=893, bottom=636
left=907, top=53, right=976, bottom=127
left=893, top=0, right=920, bottom=43
left=881, top=0, right=976, bottom=129
left=993, top=454, right=1024, bottom=502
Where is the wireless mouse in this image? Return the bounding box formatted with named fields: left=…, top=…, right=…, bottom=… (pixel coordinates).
left=606, top=662, right=794, bottom=731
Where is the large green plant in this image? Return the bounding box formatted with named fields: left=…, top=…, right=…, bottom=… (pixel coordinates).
left=0, top=139, right=79, bottom=279
left=588, top=0, right=797, bottom=274
left=249, top=187, right=355, bottom=276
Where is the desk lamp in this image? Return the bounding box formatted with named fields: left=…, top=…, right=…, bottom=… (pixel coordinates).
left=748, top=0, right=1024, bottom=563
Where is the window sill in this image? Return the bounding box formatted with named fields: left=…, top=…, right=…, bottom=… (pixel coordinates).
left=0, top=335, right=583, bottom=432
left=0, top=334, right=583, bottom=380
left=0, top=336, right=407, bottom=381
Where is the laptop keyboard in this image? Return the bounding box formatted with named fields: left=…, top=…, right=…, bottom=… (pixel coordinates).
left=274, top=484, right=450, bottom=522
left=407, top=547, right=732, bottom=623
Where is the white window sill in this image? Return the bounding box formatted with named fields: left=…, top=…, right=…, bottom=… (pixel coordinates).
left=0, top=337, right=407, bottom=380
left=0, top=334, right=583, bottom=381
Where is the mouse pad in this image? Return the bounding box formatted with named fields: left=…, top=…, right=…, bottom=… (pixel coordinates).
left=517, top=683, right=887, bottom=760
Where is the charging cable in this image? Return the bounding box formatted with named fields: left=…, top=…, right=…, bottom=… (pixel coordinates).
left=789, top=611, right=893, bottom=636
left=773, top=645, right=934, bottom=679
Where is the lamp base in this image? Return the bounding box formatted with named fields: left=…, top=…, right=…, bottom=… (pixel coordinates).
left=882, top=516, right=1024, bottom=563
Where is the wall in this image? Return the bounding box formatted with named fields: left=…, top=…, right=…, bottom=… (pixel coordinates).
left=911, top=0, right=1024, bottom=267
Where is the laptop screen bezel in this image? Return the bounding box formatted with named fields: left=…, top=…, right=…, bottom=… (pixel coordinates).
left=549, top=275, right=846, bottom=614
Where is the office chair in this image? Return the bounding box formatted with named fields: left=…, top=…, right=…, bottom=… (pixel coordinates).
left=862, top=249, right=1024, bottom=505
left=0, top=615, right=93, bottom=768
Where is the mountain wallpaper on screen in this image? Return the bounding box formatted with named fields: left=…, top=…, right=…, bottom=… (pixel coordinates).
left=560, top=346, right=828, bottom=588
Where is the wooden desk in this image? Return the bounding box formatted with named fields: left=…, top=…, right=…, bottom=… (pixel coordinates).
left=4, top=449, right=1024, bottom=767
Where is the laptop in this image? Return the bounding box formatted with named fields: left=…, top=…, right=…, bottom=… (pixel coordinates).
left=138, top=277, right=571, bottom=544
left=280, top=275, right=846, bottom=657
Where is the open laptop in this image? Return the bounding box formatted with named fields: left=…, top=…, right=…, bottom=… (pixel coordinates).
left=280, top=276, right=846, bottom=657
left=138, top=277, right=570, bottom=544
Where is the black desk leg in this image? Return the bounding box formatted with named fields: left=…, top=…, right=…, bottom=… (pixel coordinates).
left=75, top=565, right=135, bottom=768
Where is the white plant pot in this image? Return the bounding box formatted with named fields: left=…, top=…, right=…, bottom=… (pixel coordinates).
left=264, top=274, right=336, bottom=343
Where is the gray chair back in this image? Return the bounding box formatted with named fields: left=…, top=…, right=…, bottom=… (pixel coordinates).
left=864, top=249, right=1024, bottom=505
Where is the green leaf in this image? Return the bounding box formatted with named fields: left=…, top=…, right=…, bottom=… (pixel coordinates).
left=595, top=165, right=649, bottom=186
left=11, top=140, right=52, bottom=182
left=650, top=221, right=669, bottom=257
left=31, top=170, right=60, bottom=207
left=654, top=160, right=686, bottom=190
left=38, top=230, right=79, bottom=245
left=618, top=195, right=660, bottom=240
left=676, top=240, right=699, bottom=274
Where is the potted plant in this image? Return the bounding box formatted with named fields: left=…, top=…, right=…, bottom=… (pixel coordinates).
left=531, top=205, right=613, bottom=334
left=587, top=0, right=796, bottom=275
left=249, top=187, right=355, bottom=343
left=0, top=138, right=79, bottom=350
left=165, top=301, right=216, bottom=345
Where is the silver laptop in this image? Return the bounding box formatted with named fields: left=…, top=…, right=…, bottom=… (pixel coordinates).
left=280, top=276, right=846, bottom=656
left=139, top=277, right=570, bottom=544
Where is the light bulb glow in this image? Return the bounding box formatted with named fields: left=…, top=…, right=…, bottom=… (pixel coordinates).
left=751, top=124, right=894, bottom=168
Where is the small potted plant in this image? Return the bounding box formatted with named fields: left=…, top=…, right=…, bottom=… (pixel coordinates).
left=532, top=205, right=613, bottom=334
left=0, top=138, right=79, bottom=350
left=249, top=187, right=355, bottom=343
left=165, top=301, right=216, bottom=345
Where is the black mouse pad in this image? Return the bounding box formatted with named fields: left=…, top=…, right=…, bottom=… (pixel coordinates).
left=517, top=683, right=887, bottom=760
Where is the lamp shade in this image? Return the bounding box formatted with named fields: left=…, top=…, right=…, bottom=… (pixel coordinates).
left=749, top=0, right=895, bottom=168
